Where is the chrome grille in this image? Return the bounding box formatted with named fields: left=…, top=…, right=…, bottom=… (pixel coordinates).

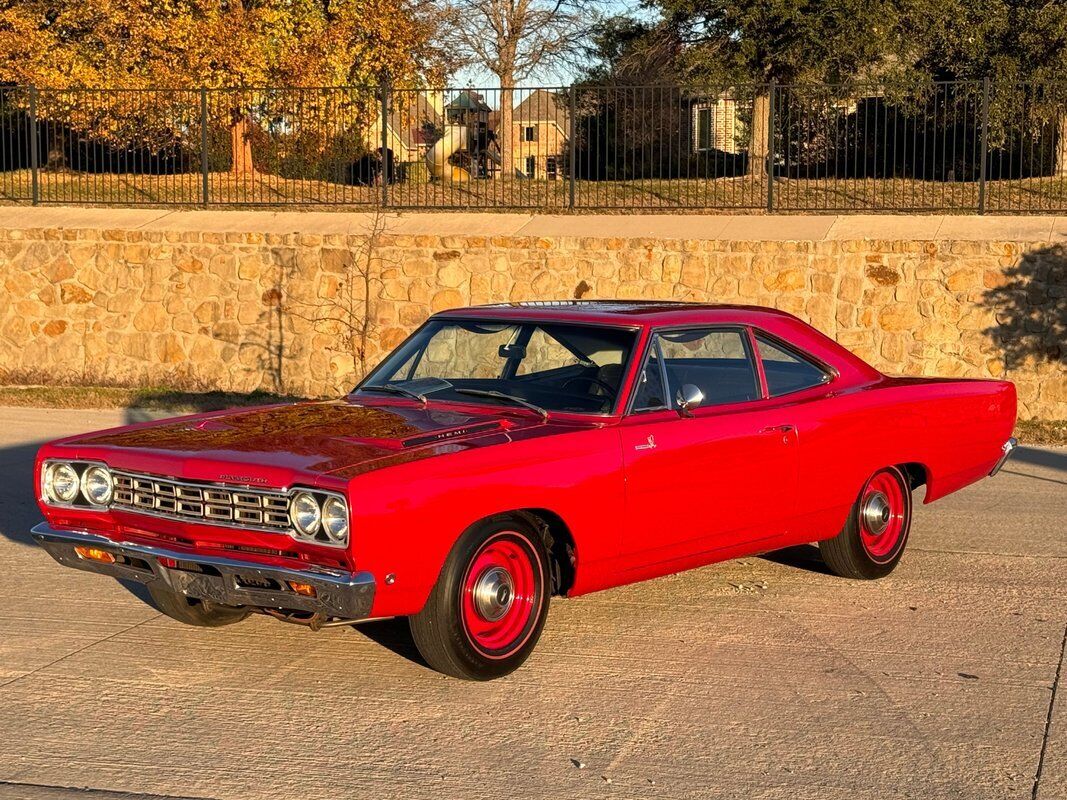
left=112, top=472, right=291, bottom=532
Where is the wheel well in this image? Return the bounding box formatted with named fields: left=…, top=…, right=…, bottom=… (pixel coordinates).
left=508, top=509, right=577, bottom=597
left=897, top=462, right=929, bottom=491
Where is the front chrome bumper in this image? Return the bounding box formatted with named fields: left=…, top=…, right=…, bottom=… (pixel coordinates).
left=989, top=437, right=1018, bottom=477
left=31, top=523, right=375, bottom=619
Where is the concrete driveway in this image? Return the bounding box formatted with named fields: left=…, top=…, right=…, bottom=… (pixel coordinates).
left=0, top=406, right=1063, bottom=800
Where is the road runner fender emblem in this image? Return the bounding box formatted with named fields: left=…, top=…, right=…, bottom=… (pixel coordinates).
left=634, top=435, right=656, bottom=451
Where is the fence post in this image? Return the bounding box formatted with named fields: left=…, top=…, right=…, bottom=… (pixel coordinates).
left=380, top=77, right=390, bottom=208
left=766, top=81, right=776, bottom=214
left=978, top=77, right=990, bottom=214
left=28, top=86, right=39, bottom=206
left=568, top=85, right=577, bottom=209
left=200, top=87, right=210, bottom=206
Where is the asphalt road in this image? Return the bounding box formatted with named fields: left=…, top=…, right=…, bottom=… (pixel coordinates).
left=0, top=406, right=1063, bottom=800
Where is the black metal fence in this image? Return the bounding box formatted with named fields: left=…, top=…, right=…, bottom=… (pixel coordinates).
left=1, top=81, right=1064, bottom=213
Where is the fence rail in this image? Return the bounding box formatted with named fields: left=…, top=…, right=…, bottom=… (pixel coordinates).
left=1, top=81, right=1065, bottom=213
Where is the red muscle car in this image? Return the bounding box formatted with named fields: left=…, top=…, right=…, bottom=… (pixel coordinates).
left=33, top=302, right=1017, bottom=679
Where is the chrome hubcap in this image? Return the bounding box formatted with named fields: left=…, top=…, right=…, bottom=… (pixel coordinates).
left=472, top=567, right=514, bottom=622
left=862, top=491, right=892, bottom=534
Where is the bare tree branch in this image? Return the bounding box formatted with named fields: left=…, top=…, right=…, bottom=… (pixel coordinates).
left=437, top=0, right=601, bottom=175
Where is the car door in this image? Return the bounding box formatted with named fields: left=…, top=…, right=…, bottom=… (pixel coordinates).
left=619, top=326, right=799, bottom=565
left=750, top=330, right=843, bottom=541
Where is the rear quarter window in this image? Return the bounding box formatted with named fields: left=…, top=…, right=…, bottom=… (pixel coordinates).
left=756, top=335, right=831, bottom=396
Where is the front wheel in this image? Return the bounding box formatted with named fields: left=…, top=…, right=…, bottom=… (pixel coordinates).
left=146, top=582, right=250, bottom=627
left=820, top=466, right=911, bottom=580
left=409, top=518, right=551, bottom=680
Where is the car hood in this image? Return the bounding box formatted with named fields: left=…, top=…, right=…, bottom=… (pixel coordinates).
left=52, top=399, right=553, bottom=485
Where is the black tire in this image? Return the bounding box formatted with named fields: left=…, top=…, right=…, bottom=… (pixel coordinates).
left=819, top=466, right=912, bottom=580
left=409, top=516, right=551, bottom=680
left=146, top=581, right=250, bottom=627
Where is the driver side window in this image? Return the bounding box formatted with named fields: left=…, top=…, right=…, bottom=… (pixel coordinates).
left=632, top=327, right=760, bottom=411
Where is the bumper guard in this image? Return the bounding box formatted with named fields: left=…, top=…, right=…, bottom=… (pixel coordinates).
left=31, top=523, right=375, bottom=619
left=989, top=437, right=1018, bottom=477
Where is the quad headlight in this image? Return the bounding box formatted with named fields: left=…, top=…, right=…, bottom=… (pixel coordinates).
left=321, top=496, right=349, bottom=543
left=43, top=462, right=80, bottom=503
left=41, top=461, right=113, bottom=508
left=80, top=465, right=114, bottom=506
left=288, top=490, right=349, bottom=546
left=290, top=491, right=323, bottom=536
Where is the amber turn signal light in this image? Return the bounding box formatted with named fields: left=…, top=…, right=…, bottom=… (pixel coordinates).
left=287, top=581, right=317, bottom=598
left=74, top=546, right=116, bottom=564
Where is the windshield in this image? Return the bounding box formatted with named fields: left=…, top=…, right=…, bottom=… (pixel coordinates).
left=357, top=320, right=638, bottom=414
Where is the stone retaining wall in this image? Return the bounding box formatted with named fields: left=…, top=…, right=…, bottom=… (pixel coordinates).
left=1, top=226, right=1063, bottom=418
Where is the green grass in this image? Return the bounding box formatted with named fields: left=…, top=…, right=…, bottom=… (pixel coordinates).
left=1, top=169, right=1065, bottom=213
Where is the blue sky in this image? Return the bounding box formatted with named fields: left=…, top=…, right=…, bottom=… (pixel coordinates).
left=450, top=1, right=658, bottom=88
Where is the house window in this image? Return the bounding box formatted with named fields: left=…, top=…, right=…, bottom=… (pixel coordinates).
left=546, top=156, right=558, bottom=180
left=523, top=126, right=537, bottom=142
left=525, top=155, right=537, bottom=178
left=693, top=100, right=740, bottom=154
left=696, top=107, right=712, bottom=151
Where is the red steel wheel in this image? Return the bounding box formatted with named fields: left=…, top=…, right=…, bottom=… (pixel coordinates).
left=820, top=466, right=912, bottom=580
left=460, top=532, right=543, bottom=658
left=857, top=469, right=909, bottom=563
left=409, top=517, right=551, bottom=680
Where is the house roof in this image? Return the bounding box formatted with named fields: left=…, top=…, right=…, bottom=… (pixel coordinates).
left=513, top=89, right=568, bottom=131
left=387, top=93, right=441, bottom=150
left=445, top=90, right=492, bottom=112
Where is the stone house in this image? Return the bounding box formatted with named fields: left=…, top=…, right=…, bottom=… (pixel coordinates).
left=365, top=91, right=443, bottom=170
left=509, top=90, right=569, bottom=180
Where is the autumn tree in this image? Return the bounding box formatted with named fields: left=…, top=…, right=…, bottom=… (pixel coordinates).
left=0, top=0, right=444, bottom=174
left=439, top=0, right=597, bottom=178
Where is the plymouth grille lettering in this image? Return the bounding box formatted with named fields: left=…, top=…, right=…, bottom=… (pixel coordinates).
left=217, top=474, right=269, bottom=485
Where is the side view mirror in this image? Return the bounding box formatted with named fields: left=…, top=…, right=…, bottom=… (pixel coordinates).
left=676, top=383, right=704, bottom=417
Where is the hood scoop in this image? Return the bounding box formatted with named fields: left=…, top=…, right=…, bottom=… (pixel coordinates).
left=401, top=420, right=514, bottom=448
left=344, top=419, right=514, bottom=451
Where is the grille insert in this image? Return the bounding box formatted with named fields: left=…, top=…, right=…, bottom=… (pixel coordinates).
left=112, top=472, right=291, bottom=532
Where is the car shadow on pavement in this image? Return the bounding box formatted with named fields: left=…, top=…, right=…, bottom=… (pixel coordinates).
left=0, top=439, right=47, bottom=548
left=1013, top=445, right=1067, bottom=473
left=760, top=543, right=834, bottom=575
left=348, top=618, right=429, bottom=669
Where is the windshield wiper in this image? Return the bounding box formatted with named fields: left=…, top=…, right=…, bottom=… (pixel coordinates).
left=454, top=389, right=549, bottom=420
left=361, top=383, right=427, bottom=406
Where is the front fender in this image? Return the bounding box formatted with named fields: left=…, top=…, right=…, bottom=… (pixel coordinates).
left=350, top=425, right=624, bottom=617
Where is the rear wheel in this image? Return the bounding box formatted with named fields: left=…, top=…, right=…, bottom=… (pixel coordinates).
left=820, top=466, right=911, bottom=580
left=409, top=517, right=550, bottom=680
left=146, top=582, right=249, bottom=627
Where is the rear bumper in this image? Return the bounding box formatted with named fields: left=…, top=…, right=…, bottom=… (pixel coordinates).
left=989, top=437, right=1018, bottom=477
left=31, top=523, right=375, bottom=619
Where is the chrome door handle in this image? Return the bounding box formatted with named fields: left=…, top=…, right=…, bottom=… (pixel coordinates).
left=760, top=424, right=794, bottom=434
